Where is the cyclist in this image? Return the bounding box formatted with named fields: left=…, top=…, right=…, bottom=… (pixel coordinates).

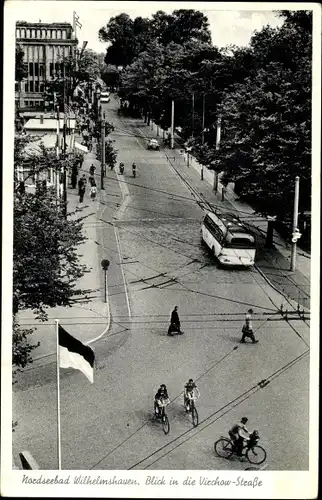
left=132, top=162, right=137, bottom=177
left=154, top=384, right=169, bottom=416
left=184, top=379, right=200, bottom=410
left=228, top=417, right=250, bottom=457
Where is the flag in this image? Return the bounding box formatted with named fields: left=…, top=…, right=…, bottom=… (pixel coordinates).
left=64, top=103, right=72, bottom=117
left=58, top=325, right=95, bottom=383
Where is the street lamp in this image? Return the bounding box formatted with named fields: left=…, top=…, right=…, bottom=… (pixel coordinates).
left=101, top=259, right=110, bottom=303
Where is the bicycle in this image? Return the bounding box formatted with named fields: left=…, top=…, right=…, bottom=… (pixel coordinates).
left=184, top=394, right=199, bottom=427
left=154, top=398, right=170, bottom=434
left=214, top=432, right=267, bottom=465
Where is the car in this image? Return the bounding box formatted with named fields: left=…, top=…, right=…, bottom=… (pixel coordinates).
left=147, top=139, right=160, bottom=150
left=101, top=92, right=110, bottom=103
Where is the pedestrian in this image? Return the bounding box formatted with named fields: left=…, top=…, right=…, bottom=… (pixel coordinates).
left=71, top=170, right=77, bottom=189
left=241, top=308, right=258, bottom=343
left=78, top=174, right=87, bottom=203
left=89, top=164, right=96, bottom=176
left=90, top=182, right=97, bottom=201
left=88, top=174, right=95, bottom=187
left=168, top=305, right=183, bottom=336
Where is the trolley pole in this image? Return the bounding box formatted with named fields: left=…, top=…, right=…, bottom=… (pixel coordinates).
left=290, top=176, right=300, bottom=271
left=101, top=114, right=105, bottom=190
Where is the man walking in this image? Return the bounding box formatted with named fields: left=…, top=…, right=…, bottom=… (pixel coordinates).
left=78, top=174, right=87, bottom=203
left=241, top=308, right=258, bottom=343
left=168, top=305, right=183, bottom=336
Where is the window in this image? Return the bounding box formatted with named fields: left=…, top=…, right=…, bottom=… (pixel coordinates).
left=39, top=64, right=44, bottom=77
left=37, top=29, right=41, bottom=38
left=62, top=30, right=67, bottom=39
left=52, top=30, right=56, bottom=39
left=42, top=29, right=46, bottom=38
left=35, top=81, right=39, bottom=92
left=24, top=100, right=29, bottom=107
left=32, top=29, right=36, bottom=38
left=57, top=30, right=61, bottom=39
left=40, top=83, right=44, bottom=92
left=27, top=29, right=30, bottom=38
left=49, top=62, right=54, bottom=77
left=225, top=237, right=256, bottom=249
left=29, top=81, right=34, bottom=92
left=204, top=215, right=224, bottom=243
left=34, top=63, right=39, bottom=77
left=16, top=29, right=21, bottom=38
left=24, top=82, right=28, bottom=92
left=21, top=29, right=26, bottom=38
left=29, top=62, right=33, bottom=76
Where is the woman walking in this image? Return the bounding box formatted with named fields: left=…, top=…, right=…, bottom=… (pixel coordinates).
left=90, top=181, right=97, bottom=201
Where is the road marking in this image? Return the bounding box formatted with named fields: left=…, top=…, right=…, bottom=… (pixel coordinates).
left=114, top=224, right=132, bottom=319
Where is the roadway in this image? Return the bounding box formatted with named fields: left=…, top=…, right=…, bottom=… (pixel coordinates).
left=12, top=95, right=310, bottom=471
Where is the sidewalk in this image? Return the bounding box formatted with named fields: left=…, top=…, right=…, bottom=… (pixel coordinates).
left=139, top=120, right=311, bottom=311
left=17, top=146, right=110, bottom=368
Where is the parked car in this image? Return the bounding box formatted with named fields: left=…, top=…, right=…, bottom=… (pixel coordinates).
left=101, top=92, right=110, bottom=103
left=147, top=139, right=160, bottom=150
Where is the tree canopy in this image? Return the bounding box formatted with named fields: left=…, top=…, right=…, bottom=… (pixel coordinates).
left=13, top=136, right=90, bottom=372
left=99, top=9, right=212, bottom=67
left=113, top=9, right=312, bottom=219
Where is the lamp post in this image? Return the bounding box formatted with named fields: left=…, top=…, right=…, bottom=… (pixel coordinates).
left=101, top=259, right=110, bottom=303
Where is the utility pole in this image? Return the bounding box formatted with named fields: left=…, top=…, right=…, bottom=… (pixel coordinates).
left=201, top=93, right=206, bottom=145
left=191, top=92, right=195, bottom=138
left=62, top=64, right=67, bottom=218
left=290, top=176, right=300, bottom=271
left=216, top=115, right=222, bottom=151
left=170, top=99, right=175, bottom=149
left=55, top=104, right=60, bottom=199
left=101, top=112, right=105, bottom=190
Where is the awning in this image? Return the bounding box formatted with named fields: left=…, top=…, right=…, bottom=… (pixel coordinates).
left=65, top=137, right=88, bottom=153
left=74, top=141, right=88, bottom=153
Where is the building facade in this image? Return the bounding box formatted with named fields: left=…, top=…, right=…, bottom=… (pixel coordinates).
left=15, top=21, right=78, bottom=110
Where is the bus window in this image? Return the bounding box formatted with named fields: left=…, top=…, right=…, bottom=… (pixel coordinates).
left=225, top=236, right=256, bottom=249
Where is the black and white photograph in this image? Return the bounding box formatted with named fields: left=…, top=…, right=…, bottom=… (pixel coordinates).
left=1, top=1, right=320, bottom=497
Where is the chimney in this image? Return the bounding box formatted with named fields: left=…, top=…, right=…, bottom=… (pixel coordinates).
left=40, top=115, right=44, bottom=124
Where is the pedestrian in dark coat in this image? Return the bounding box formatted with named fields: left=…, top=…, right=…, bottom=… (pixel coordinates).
left=71, top=170, right=77, bottom=189
left=168, top=305, right=183, bottom=335
left=78, top=174, right=87, bottom=203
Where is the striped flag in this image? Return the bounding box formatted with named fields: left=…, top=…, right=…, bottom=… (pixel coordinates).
left=64, top=103, right=72, bottom=117
left=58, top=325, right=95, bottom=383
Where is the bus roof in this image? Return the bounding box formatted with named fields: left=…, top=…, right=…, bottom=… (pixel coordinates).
left=206, top=211, right=250, bottom=234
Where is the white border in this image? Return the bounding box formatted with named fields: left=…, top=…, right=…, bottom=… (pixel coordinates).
left=2, top=2, right=320, bottom=498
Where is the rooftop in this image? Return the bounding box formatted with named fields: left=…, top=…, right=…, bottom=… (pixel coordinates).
left=24, top=118, right=76, bottom=131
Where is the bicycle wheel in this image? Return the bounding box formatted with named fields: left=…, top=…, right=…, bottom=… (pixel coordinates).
left=246, top=445, right=267, bottom=465
left=162, top=414, right=170, bottom=435
left=214, top=438, right=233, bottom=458
left=192, top=406, right=199, bottom=427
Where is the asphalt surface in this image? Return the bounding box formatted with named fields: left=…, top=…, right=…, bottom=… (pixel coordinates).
left=12, top=96, right=310, bottom=471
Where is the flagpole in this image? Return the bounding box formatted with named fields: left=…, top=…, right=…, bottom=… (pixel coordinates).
left=55, top=319, right=62, bottom=470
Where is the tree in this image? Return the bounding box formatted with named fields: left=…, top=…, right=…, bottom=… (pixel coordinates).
left=13, top=137, right=90, bottom=377
left=14, top=188, right=88, bottom=316
left=217, top=11, right=312, bottom=219
left=99, top=13, right=137, bottom=67
left=100, top=64, right=121, bottom=88
left=99, top=9, right=212, bottom=67
left=44, top=49, right=101, bottom=110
